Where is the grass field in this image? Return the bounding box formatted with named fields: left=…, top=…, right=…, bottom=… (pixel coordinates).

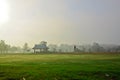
left=0, top=53, right=120, bottom=80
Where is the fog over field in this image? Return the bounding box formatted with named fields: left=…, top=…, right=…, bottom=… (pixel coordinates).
left=0, top=1, right=120, bottom=80
left=0, top=0, right=120, bottom=47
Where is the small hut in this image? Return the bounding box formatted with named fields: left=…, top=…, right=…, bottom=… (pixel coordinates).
left=33, top=41, right=49, bottom=53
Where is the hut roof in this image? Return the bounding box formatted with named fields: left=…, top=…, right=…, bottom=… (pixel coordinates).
left=33, top=44, right=49, bottom=49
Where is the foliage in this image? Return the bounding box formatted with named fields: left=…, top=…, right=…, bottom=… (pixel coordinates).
left=23, top=43, right=29, bottom=52
left=0, top=40, right=10, bottom=53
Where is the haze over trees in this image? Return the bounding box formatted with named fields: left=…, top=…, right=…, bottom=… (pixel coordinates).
left=0, top=40, right=120, bottom=53
left=0, top=40, right=23, bottom=53
left=0, top=40, right=9, bottom=53
left=23, top=43, right=29, bottom=53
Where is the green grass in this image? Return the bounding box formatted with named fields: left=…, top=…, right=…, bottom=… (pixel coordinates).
left=0, top=53, right=120, bottom=80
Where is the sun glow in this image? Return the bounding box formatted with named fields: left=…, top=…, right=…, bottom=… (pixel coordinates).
left=0, top=0, right=9, bottom=24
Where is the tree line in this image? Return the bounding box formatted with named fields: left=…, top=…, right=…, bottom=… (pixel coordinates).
left=0, top=40, right=29, bottom=53
left=0, top=40, right=120, bottom=53
left=0, top=40, right=10, bottom=53
left=48, top=42, right=120, bottom=53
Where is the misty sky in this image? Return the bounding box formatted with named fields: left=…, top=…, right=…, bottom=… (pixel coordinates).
left=0, top=0, right=120, bottom=47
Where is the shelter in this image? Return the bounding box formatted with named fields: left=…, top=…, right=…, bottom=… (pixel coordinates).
left=33, top=41, right=49, bottom=53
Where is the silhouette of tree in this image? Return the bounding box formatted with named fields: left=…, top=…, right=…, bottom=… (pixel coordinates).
left=0, top=40, right=9, bottom=53
left=23, top=43, right=29, bottom=53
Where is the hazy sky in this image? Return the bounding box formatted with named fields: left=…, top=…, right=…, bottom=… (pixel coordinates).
left=0, top=0, right=120, bottom=47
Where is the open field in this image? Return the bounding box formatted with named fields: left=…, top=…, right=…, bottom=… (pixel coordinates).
left=0, top=53, right=120, bottom=80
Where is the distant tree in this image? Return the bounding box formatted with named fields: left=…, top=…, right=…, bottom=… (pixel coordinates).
left=81, top=46, right=85, bottom=52
left=10, top=46, right=18, bottom=53
left=91, top=42, right=100, bottom=52
left=113, top=46, right=120, bottom=52
left=23, top=43, right=29, bottom=53
left=40, top=41, right=47, bottom=46
left=74, top=45, right=81, bottom=52
left=4, top=44, right=11, bottom=53
left=48, top=44, right=57, bottom=52
left=91, top=42, right=105, bottom=52
left=74, top=45, right=77, bottom=52
left=59, top=44, right=71, bottom=52
left=116, top=46, right=120, bottom=52
left=9, top=46, right=22, bottom=53
left=0, top=40, right=8, bottom=53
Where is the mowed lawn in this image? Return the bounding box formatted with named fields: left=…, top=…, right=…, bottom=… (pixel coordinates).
left=0, top=53, right=120, bottom=80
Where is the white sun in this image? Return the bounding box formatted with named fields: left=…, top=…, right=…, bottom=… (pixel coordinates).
left=0, top=0, right=9, bottom=24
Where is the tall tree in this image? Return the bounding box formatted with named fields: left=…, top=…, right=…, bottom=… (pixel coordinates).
left=0, top=40, right=8, bottom=53
left=48, top=44, right=57, bottom=52
left=23, top=43, right=29, bottom=53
